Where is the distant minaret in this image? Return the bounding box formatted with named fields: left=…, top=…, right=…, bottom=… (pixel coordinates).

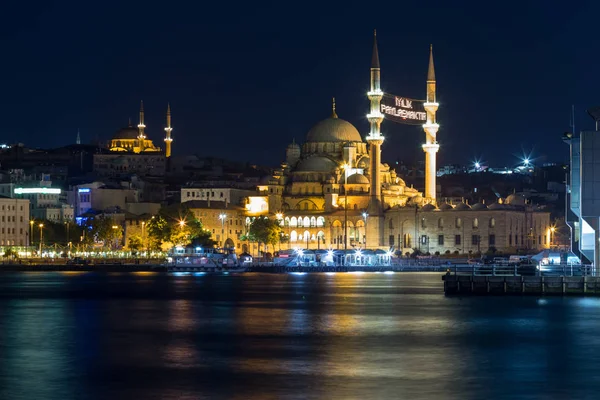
left=422, top=45, right=440, bottom=203
left=164, top=103, right=173, bottom=158
left=366, top=30, right=384, bottom=214
left=137, top=100, right=146, bottom=152
left=76, top=129, right=81, bottom=145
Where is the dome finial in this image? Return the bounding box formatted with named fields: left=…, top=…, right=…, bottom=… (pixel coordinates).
left=331, top=97, right=338, bottom=118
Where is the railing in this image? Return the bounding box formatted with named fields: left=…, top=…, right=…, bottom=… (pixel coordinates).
left=449, top=263, right=594, bottom=277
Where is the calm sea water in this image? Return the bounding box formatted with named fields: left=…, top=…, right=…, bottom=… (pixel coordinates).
left=0, top=271, right=598, bottom=400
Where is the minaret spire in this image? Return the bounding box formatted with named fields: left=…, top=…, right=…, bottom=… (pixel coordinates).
left=137, top=100, right=146, bottom=152
left=76, top=129, right=81, bottom=145
left=164, top=103, right=173, bottom=158
left=331, top=97, right=338, bottom=118
left=371, top=29, right=380, bottom=69
left=422, top=45, right=440, bottom=203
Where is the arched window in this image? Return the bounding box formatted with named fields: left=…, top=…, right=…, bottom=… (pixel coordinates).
left=389, top=219, right=394, bottom=229
left=489, top=218, right=496, bottom=228
left=438, top=218, right=444, bottom=229
left=456, top=218, right=462, bottom=228
left=317, top=216, right=325, bottom=227
left=421, top=217, right=426, bottom=229
left=310, top=216, right=317, bottom=227
left=473, top=218, right=479, bottom=229
left=303, top=217, right=310, bottom=227
left=304, top=230, right=310, bottom=242
left=290, top=230, right=298, bottom=242
left=353, top=204, right=358, bottom=210
left=290, top=217, right=298, bottom=227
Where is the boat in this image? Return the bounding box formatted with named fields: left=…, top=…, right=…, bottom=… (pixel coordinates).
left=166, top=245, right=249, bottom=273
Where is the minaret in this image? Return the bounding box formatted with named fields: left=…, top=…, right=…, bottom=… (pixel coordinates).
left=422, top=45, right=440, bottom=203
left=366, top=30, right=384, bottom=214
left=137, top=100, right=146, bottom=152
left=365, top=30, right=384, bottom=248
left=164, top=103, right=173, bottom=158
left=76, top=129, right=81, bottom=145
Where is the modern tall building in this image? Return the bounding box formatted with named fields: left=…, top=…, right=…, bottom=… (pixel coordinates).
left=564, top=128, right=600, bottom=269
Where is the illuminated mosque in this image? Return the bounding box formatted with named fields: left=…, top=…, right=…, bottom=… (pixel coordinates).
left=252, top=33, right=552, bottom=255
left=94, top=101, right=173, bottom=177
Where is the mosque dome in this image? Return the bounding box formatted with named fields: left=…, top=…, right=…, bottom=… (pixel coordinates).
left=454, top=202, right=471, bottom=211
left=306, top=116, right=362, bottom=143
left=505, top=193, right=526, bottom=206
left=488, top=202, right=506, bottom=210
left=471, top=202, right=488, bottom=211
left=421, top=203, right=437, bottom=211
left=113, top=126, right=139, bottom=140
left=346, top=173, right=369, bottom=184
left=439, top=203, right=453, bottom=210
left=295, top=156, right=337, bottom=172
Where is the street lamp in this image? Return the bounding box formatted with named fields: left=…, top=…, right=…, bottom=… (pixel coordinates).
left=219, top=213, right=227, bottom=248
left=362, top=212, right=368, bottom=248
left=342, top=163, right=350, bottom=250
left=178, top=219, right=186, bottom=228
left=38, top=223, right=44, bottom=256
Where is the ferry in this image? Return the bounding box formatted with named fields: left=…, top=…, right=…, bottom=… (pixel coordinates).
left=166, top=246, right=251, bottom=273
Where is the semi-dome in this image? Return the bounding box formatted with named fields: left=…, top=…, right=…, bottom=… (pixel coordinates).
left=113, top=126, right=139, bottom=140
left=306, top=116, right=362, bottom=143
left=295, top=156, right=337, bottom=172
left=346, top=173, right=369, bottom=184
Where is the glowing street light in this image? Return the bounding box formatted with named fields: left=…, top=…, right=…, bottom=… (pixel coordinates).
left=178, top=219, right=186, bottom=228
left=474, top=162, right=481, bottom=169
left=38, top=223, right=44, bottom=256
left=219, top=213, right=227, bottom=247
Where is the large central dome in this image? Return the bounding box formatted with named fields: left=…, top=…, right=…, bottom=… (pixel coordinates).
left=306, top=115, right=362, bottom=143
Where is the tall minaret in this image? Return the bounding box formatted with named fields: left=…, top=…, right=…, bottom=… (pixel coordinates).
left=164, top=103, right=173, bottom=158
left=137, top=100, right=146, bottom=152
left=422, top=45, right=440, bottom=203
left=366, top=30, right=384, bottom=214
left=76, top=129, right=81, bottom=145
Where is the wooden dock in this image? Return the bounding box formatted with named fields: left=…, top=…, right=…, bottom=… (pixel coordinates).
left=443, top=273, right=600, bottom=295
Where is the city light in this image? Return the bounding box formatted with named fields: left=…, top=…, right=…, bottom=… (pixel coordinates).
left=179, top=220, right=186, bottom=228
left=14, top=187, right=61, bottom=194
left=78, top=188, right=91, bottom=193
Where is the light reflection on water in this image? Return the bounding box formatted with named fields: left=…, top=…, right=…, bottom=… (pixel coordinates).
left=0, top=272, right=597, bottom=399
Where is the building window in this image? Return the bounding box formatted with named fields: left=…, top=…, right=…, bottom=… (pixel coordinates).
left=389, top=235, right=394, bottom=246
left=421, top=235, right=427, bottom=245
left=509, top=235, right=512, bottom=245
left=403, top=234, right=411, bottom=248
left=389, top=219, right=394, bottom=229
left=438, top=235, right=444, bottom=246
left=489, top=218, right=495, bottom=228
left=421, top=218, right=426, bottom=229
left=456, top=218, right=462, bottom=228
left=489, top=234, right=496, bottom=246
left=455, top=235, right=461, bottom=245
left=438, top=218, right=444, bottom=229
left=472, top=235, right=479, bottom=245
left=473, top=218, right=479, bottom=229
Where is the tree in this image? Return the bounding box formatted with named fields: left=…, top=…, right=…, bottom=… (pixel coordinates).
left=147, top=204, right=215, bottom=251
left=247, top=217, right=282, bottom=253
left=127, top=235, right=143, bottom=251
left=82, top=216, right=123, bottom=249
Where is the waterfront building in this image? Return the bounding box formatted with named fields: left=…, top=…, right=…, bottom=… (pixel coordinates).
left=185, top=200, right=247, bottom=250
left=0, top=196, right=30, bottom=247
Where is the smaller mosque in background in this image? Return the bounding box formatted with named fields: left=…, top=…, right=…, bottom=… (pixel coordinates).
left=94, top=101, right=173, bottom=178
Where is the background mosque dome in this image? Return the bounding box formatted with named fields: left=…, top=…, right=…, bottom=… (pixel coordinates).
left=295, top=156, right=337, bottom=172
left=113, top=126, right=139, bottom=140
left=453, top=202, right=471, bottom=211
left=488, top=202, right=506, bottom=210
left=306, top=116, right=362, bottom=143
left=346, top=173, right=369, bottom=184
left=421, top=203, right=437, bottom=211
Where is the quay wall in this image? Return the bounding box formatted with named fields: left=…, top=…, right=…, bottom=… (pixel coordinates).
left=443, top=274, right=600, bottom=296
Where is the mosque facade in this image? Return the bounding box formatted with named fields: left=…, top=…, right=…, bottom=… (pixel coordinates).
left=249, top=34, right=551, bottom=255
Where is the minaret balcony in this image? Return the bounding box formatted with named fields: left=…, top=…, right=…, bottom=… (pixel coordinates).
left=164, top=138, right=173, bottom=142
left=366, top=134, right=385, bottom=143
left=423, top=102, right=439, bottom=113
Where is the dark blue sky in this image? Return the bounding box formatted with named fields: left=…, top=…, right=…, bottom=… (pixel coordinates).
left=0, top=0, right=597, bottom=167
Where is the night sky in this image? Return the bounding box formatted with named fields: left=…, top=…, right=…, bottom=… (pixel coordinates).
left=1, top=0, right=597, bottom=168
